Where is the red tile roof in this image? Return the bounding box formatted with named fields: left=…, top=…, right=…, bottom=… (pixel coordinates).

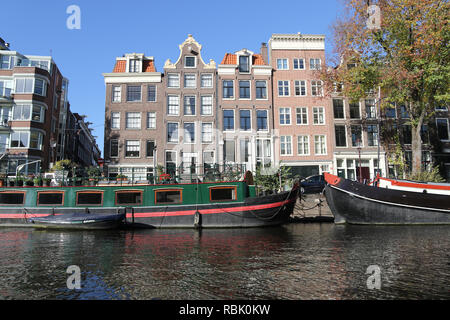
left=220, top=53, right=267, bottom=66
left=112, top=59, right=156, bottom=73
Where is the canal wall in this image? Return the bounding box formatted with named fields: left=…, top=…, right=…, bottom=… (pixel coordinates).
left=290, top=193, right=334, bottom=222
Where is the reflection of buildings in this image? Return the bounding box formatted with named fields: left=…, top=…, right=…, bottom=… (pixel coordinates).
left=0, top=37, right=100, bottom=175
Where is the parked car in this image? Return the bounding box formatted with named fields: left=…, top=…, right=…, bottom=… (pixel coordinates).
left=300, top=175, right=326, bottom=194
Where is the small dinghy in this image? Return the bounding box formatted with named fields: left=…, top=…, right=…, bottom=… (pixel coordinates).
left=28, top=212, right=126, bottom=230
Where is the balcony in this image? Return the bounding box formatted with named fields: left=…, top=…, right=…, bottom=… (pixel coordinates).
left=0, top=87, right=12, bottom=101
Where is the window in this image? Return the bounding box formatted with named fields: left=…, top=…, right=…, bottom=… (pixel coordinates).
left=37, top=192, right=64, bottom=206
left=0, top=55, right=12, bottom=69
left=256, top=110, right=268, bottom=131
left=167, top=95, right=180, bottom=115
left=168, top=73, right=180, bottom=88
left=280, top=136, right=292, bottom=155
left=311, top=80, right=323, bottom=96
left=126, top=85, right=141, bottom=101
left=296, top=107, right=308, bottom=125
left=240, top=110, right=251, bottom=131
left=185, top=56, right=196, bottom=68
left=240, top=139, right=250, bottom=162
left=223, top=110, right=234, bottom=131
left=294, top=80, right=306, bottom=96
left=314, top=135, right=327, bottom=155
left=34, top=79, right=44, bottom=95
left=184, top=123, right=195, bottom=143
left=279, top=108, right=291, bottom=125
left=76, top=192, right=103, bottom=206
left=400, top=105, right=410, bottom=118
left=10, top=131, right=29, bottom=148
left=146, top=112, right=156, bottom=129
left=200, top=96, right=213, bottom=115
left=147, top=85, right=156, bottom=102
left=310, top=58, right=321, bottom=70
left=0, top=192, right=25, bottom=205
left=112, top=85, right=121, bottom=102
left=182, top=153, right=197, bottom=174
left=155, top=189, right=182, bottom=204
left=335, top=125, right=347, bottom=147
left=15, top=78, right=33, bottom=93
left=210, top=187, right=237, bottom=201
left=184, top=74, right=196, bottom=88
left=223, top=140, right=235, bottom=162
left=201, top=123, right=213, bottom=143
left=333, top=99, right=345, bottom=119
left=367, top=125, right=378, bottom=146
left=276, top=58, right=288, bottom=70
left=365, top=99, right=376, bottom=118
left=255, top=80, right=267, bottom=99
left=111, top=112, right=120, bottom=129
left=293, top=58, right=305, bottom=70
left=0, top=80, right=12, bottom=97
left=239, top=80, right=250, bottom=99
left=437, top=119, right=449, bottom=140
left=183, top=96, right=196, bottom=115
left=239, top=56, right=250, bottom=73
left=201, top=74, right=213, bottom=88
left=126, top=112, right=141, bottom=129
left=167, top=123, right=179, bottom=143
left=278, top=81, right=290, bottom=96
left=110, top=139, right=119, bottom=157
left=223, top=80, right=234, bottom=99
left=402, top=125, right=412, bottom=144
left=13, top=104, right=31, bottom=121
left=125, top=140, right=140, bottom=157
left=129, top=59, right=140, bottom=72
left=313, top=107, right=325, bottom=124
left=165, top=151, right=177, bottom=176
left=256, top=139, right=271, bottom=166
left=30, top=131, right=43, bottom=149
left=385, top=107, right=396, bottom=118
left=146, top=140, right=155, bottom=157
left=297, top=135, right=309, bottom=155
left=350, top=102, right=361, bottom=119
left=116, top=191, right=143, bottom=205
left=351, top=126, right=362, bottom=147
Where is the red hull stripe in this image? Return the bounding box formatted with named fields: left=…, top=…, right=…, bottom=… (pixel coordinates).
left=379, top=177, right=450, bottom=191
left=0, top=198, right=295, bottom=219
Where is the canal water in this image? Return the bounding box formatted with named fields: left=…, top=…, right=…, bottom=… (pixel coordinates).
left=0, top=224, right=449, bottom=300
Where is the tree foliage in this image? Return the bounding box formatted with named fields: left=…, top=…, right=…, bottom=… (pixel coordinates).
left=322, top=0, right=450, bottom=174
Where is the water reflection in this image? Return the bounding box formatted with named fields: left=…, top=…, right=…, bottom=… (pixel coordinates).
left=0, top=225, right=448, bottom=300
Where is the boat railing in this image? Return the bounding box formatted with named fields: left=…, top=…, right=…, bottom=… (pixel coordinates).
left=0, top=163, right=248, bottom=187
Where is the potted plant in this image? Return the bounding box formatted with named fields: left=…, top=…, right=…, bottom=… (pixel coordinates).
left=16, top=175, right=24, bottom=187
left=33, top=176, right=43, bottom=186
left=44, top=178, right=52, bottom=186
left=0, top=173, right=6, bottom=187
left=87, top=166, right=101, bottom=185
left=116, top=174, right=127, bottom=181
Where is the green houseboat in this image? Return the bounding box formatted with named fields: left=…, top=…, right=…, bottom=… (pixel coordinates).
left=0, top=171, right=299, bottom=229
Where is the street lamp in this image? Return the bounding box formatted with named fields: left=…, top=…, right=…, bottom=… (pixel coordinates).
left=16, top=159, right=41, bottom=178
left=356, top=139, right=362, bottom=183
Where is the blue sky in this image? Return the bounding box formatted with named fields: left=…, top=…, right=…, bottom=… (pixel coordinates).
left=0, top=0, right=343, bottom=156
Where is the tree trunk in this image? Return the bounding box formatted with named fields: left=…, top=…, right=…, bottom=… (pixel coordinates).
left=411, top=105, right=426, bottom=175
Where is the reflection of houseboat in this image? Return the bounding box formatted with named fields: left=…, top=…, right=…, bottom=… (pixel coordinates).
left=324, top=173, right=450, bottom=225
left=0, top=170, right=299, bottom=228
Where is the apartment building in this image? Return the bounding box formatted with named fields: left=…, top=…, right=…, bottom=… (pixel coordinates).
left=0, top=38, right=65, bottom=175
left=217, top=44, right=274, bottom=171
left=269, top=33, right=334, bottom=178
left=103, top=53, right=164, bottom=180
left=162, top=34, right=217, bottom=177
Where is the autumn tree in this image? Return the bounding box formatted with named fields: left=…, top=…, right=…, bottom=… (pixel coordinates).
left=322, top=0, right=450, bottom=175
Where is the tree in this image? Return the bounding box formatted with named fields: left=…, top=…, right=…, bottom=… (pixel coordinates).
left=322, top=0, right=450, bottom=175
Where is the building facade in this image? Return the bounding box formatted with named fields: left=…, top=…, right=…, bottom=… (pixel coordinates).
left=269, top=33, right=334, bottom=178
left=217, top=44, right=274, bottom=172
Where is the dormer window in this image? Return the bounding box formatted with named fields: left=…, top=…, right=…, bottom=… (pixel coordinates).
left=129, top=59, right=141, bottom=73
left=239, top=55, right=249, bottom=73
left=185, top=56, right=196, bottom=68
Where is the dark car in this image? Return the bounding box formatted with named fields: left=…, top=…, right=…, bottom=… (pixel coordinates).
left=300, top=175, right=326, bottom=194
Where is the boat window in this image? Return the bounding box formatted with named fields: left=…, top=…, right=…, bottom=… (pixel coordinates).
left=0, top=192, right=25, bottom=205
left=210, top=186, right=237, bottom=201
left=76, top=191, right=103, bottom=206
left=115, top=191, right=143, bottom=205
left=37, top=192, right=64, bottom=206
left=155, top=189, right=182, bottom=204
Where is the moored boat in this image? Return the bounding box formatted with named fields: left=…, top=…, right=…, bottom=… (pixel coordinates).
left=374, top=176, right=450, bottom=195
left=0, top=170, right=299, bottom=229
left=324, top=172, right=450, bottom=225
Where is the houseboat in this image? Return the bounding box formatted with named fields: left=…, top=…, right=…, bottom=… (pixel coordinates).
left=0, top=171, right=299, bottom=229
left=324, top=172, right=450, bottom=225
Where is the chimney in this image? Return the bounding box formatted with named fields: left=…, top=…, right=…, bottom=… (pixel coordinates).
left=260, top=42, right=268, bottom=65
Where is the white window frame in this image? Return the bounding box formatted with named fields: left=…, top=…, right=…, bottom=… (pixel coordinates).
left=111, top=112, right=120, bottom=129
left=255, top=80, right=268, bottom=100
left=200, top=95, right=213, bottom=115
left=276, top=58, right=289, bottom=70
left=184, top=73, right=197, bottom=89
left=112, top=85, right=121, bottom=103
left=313, top=107, right=325, bottom=125
left=167, top=122, right=179, bottom=143
left=256, top=109, right=268, bottom=132
left=222, top=79, right=235, bottom=100
left=125, top=112, right=141, bottom=129
left=110, top=139, right=119, bottom=158
left=309, top=58, right=321, bottom=70
left=146, top=112, right=156, bottom=129
left=294, top=80, right=307, bottom=96
left=238, top=80, right=251, bottom=100
left=167, top=73, right=180, bottom=88
left=125, top=140, right=140, bottom=158
left=297, top=135, right=310, bottom=156
left=200, top=73, right=213, bottom=88
left=167, top=95, right=180, bottom=116
left=184, top=56, right=197, bottom=68
left=293, top=58, right=305, bottom=70
left=183, top=122, right=196, bottom=144
left=335, top=124, right=347, bottom=148
left=183, top=95, right=196, bottom=116
left=147, top=85, right=157, bottom=102
left=279, top=107, right=291, bottom=125
left=314, top=135, right=327, bottom=155
left=311, top=80, right=323, bottom=97
left=280, top=135, right=293, bottom=156
left=278, top=80, right=290, bottom=97
left=295, top=107, right=308, bottom=125
left=223, top=109, right=235, bottom=132
left=239, top=109, right=252, bottom=131
left=201, top=122, right=213, bottom=143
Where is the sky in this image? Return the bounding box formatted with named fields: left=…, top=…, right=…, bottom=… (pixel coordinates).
left=0, top=0, right=344, bottom=156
